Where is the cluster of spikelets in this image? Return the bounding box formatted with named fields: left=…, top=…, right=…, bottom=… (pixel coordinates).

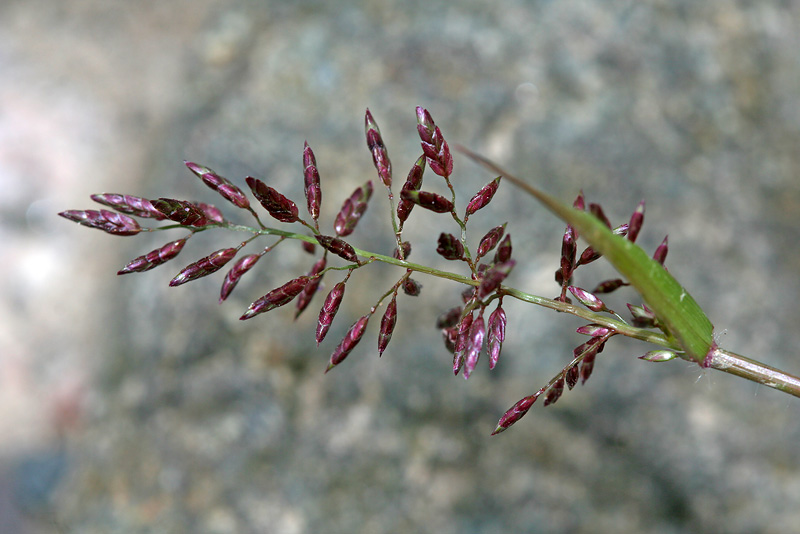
left=59, top=107, right=515, bottom=376
left=60, top=106, right=672, bottom=434
left=491, top=193, right=670, bottom=434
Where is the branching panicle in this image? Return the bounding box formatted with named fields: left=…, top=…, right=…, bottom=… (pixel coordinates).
left=60, top=105, right=800, bottom=437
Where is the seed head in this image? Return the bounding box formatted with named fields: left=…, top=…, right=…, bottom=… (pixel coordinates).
left=639, top=350, right=678, bottom=362
left=415, top=107, right=453, bottom=177
left=588, top=203, right=611, bottom=228
left=575, top=324, right=611, bottom=337
left=452, top=311, right=474, bottom=376
left=478, top=260, right=515, bottom=299
left=436, top=233, right=464, bottom=261
left=378, top=296, right=398, bottom=356
left=240, top=275, right=312, bottom=320
left=220, top=253, right=262, bottom=302
left=365, top=109, right=392, bottom=188
left=492, top=393, right=540, bottom=435
left=295, top=257, right=327, bottom=318
left=151, top=198, right=209, bottom=227
left=627, top=303, right=658, bottom=328
left=315, top=235, right=359, bottom=263
left=402, top=278, right=422, bottom=296
left=493, top=234, right=512, bottom=264
left=334, top=180, right=373, bottom=237
left=400, top=189, right=454, bottom=214
left=543, top=377, right=565, bottom=406
left=245, top=177, right=300, bottom=223
left=573, top=191, right=586, bottom=211
left=118, top=238, right=188, bottom=275
left=397, top=155, right=426, bottom=223
left=59, top=209, right=142, bottom=236
left=316, top=280, right=346, bottom=345
left=326, top=314, right=370, bottom=372
left=627, top=200, right=645, bottom=243
left=463, top=315, right=486, bottom=380
left=184, top=161, right=250, bottom=209
left=90, top=194, right=166, bottom=219
left=436, top=306, right=463, bottom=329
left=303, top=142, right=322, bottom=221
left=476, top=224, right=506, bottom=259
left=393, top=241, right=412, bottom=260
left=591, top=278, right=628, bottom=294
left=465, top=176, right=501, bottom=219
left=195, top=202, right=225, bottom=224
left=653, top=235, right=669, bottom=265
left=565, top=365, right=579, bottom=390
left=568, top=286, right=608, bottom=313
left=487, top=304, right=506, bottom=369
left=170, top=247, right=237, bottom=287
left=560, top=225, right=577, bottom=281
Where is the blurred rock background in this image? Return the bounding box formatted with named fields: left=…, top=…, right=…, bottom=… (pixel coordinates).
left=2, top=0, right=800, bottom=532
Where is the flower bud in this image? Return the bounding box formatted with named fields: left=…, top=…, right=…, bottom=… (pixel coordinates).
left=195, top=202, right=225, bottom=224
left=400, top=189, right=454, bottom=214
left=397, top=156, right=426, bottom=224
left=240, top=275, right=311, bottom=320
left=184, top=161, right=250, bottom=209
left=560, top=225, right=577, bottom=280
left=436, top=233, right=464, bottom=260
left=295, top=257, right=326, bottom=318
left=463, top=315, right=486, bottom=380
left=493, top=234, right=512, bottom=264
left=245, top=177, right=299, bottom=223
left=315, top=235, right=359, bottom=263
left=219, top=253, right=262, bottom=302
left=627, top=200, right=645, bottom=243
left=575, top=324, right=611, bottom=337
left=303, top=142, right=322, bottom=221
left=627, top=303, right=657, bottom=328
left=653, top=235, right=668, bottom=265
left=588, top=203, right=611, bottom=228
left=591, top=278, right=628, bottom=294
left=365, top=109, right=392, bottom=188
left=476, top=224, right=506, bottom=259
left=334, top=180, right=373, bottom=237
left=452, top=312, right=474, bottom=376
left=416, top=106, right=453, bottom=177
left=565, top=365, right=579, bottom=390
left=170, top=248, right=237, bottom=287
left=59, top=209, right=142, bottom=236
left=402, top=278, right=422, bottom=296
left=378, top=296, right=398, bottom=356
left=543, top=377, right=565, bottom=406
left=639, top=350, right=678, bottom=362
left=573, top=191, right=585, bottom=211
left=436, top=306, right=463, bottom=329
left=568, top=286, right=608, bottom=312
left=118, top=238, right=187, bottom=275
left=492, top=393, right=540, bottom=435
left=326, top=314, right=370, bottom=372
left=487, top=305, right=506, bottom=369
left=90, top=194, right=165, bottom=219
left=316, top=280, right=346, bottom=344
left=393, top=241, right=412, bottom=260
left=151, top=198, right=209, bottom=227
left=478, top=260, right=515, bottom=299
left=465, top=176, right=501, bottom=218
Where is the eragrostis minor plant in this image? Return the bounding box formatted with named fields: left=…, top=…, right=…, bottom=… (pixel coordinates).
left=60, top=107, right=800, bottom=434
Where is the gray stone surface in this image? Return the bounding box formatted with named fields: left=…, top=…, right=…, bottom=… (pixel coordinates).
left=2, top=0, right=800, bottom=532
